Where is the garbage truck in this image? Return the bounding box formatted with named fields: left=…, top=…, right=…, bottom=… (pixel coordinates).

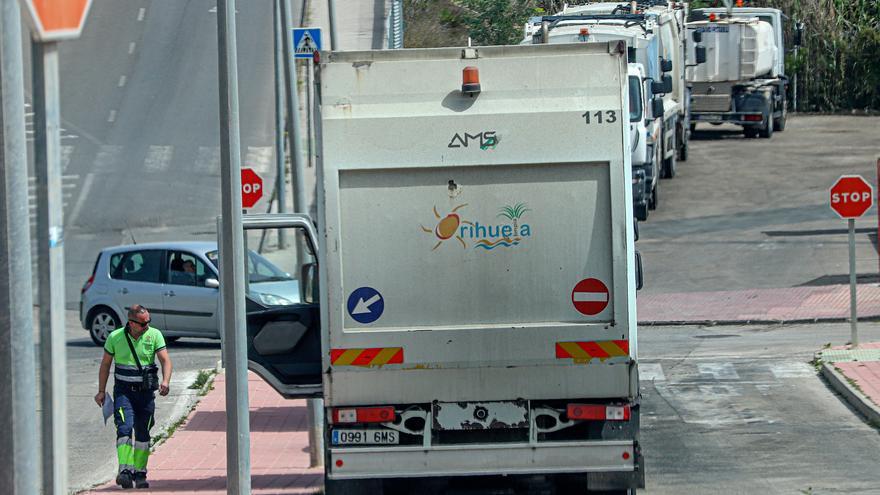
left=686, top=7, right=788, bottom=137
left=245, top=42, right=644, bottom=494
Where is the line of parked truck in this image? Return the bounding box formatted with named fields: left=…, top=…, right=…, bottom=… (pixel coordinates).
left=523, top=1, right=794, bottom=223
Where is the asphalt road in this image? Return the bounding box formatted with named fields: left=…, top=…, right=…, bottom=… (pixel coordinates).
left=640, top=116, right=880, bottom=294
left=639, top=321, right=880, bottom=494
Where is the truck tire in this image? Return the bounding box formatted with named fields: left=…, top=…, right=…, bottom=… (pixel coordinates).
left=648, top=183, right=658, bottom=211
left=662, top=153, right=676, bottom=179
left=759, top=113, right=774, bottom=138
left=773, top=111, right=786, bottom=132
left=635, top=203, right=648, bottom=222
left=678, top=131, right=689, bottom=162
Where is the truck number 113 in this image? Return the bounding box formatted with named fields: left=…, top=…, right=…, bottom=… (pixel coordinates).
left=582, top=110, right=617, bottom=124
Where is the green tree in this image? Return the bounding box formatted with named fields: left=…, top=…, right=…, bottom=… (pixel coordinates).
left=455, top=0, right=541, bottom=45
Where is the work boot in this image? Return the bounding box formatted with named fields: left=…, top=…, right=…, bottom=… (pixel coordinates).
left=116, top=470, right=133, bottom=489
left=134, top=472, right=150, bottom=489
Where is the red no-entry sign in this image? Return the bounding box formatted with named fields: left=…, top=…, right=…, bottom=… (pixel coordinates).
left=241, top=168, right=263, bottom=209
left=23, top=0, right=93, bottom=41
left=830, top=175, right=874, bottom=219
left=571, top=278, right=610, bottom=316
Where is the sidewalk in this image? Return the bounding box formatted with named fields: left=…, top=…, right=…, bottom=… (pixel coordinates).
left=816, top=342, right=880, bottom=426
left=639, top=283, right=880, bottom=324
left=82, top=373, right=322, bottom=494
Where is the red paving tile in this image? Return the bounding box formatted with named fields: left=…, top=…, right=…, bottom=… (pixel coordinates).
left=81, top=373, right=322, bottom=494
left=835, top=361, right=880, bottom=408
left=639, top=284, right=880, bottom=323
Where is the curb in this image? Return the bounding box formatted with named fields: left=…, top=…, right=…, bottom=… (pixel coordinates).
left=638, top=315, right=880, bottom=326
left=820, top=362, right=880, bottom=426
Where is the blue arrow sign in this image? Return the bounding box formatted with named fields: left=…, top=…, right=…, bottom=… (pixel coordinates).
left=347, top=286, right=384, bottom=324
left=292, top=27, right=322, bottom=59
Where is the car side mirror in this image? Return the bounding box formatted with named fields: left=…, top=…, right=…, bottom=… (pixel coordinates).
left=695, top=45, right=707, bottom=64
left=635, top=251, right=644, bottom=291
left=205, top=278, right=220, bottom=289
left=661, top=58, right=673, bottom=73
left=651, top=97, right=664, bottom=118
left=300, top=262, right=318, bottom=304
left=692, top=30, right=702, bottom=43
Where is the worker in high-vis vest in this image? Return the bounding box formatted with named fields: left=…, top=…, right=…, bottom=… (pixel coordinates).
left=95, top=304, right=172, bottom=489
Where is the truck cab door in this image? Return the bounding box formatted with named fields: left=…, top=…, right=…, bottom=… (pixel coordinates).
left=232, top=214, right=323, bottom=398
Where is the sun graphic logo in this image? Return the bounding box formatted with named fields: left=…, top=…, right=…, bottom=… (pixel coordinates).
left=420, top=204, right=473, bottom=251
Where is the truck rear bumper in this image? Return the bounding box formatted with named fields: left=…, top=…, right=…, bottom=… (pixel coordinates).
left=692, top=111, right=763, bottom=126
left=328, top=440, right=634, bottom=480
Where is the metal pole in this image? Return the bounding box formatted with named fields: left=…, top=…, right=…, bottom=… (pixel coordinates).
left=327, top=0, right=338, bottom=51
left=793, top=45, right=798, bottom=113
left=849, top=218, right=859, bottom=348
left=306, top=59, right=314, bottom=171
left=0, top=0, right=39, bottom=491
left=33, top=38, right=68, bottom=495
left=273, top=0, right=287, bottom=249
left=216, top=0, right=251, bottom=493
left=307, top=58, right=324, bottom=467
left=280, top=0, right=307, bottom=215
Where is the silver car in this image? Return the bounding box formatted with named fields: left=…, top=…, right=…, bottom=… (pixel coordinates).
left=80, top=241, right=300, bottom=346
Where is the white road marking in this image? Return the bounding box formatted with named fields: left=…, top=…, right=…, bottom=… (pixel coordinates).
left=118, top=75, right=127, bottom=87
left=94, top=145, right=123, bottom=172
left=769, top=362, right=815, bottom=379
left=67, top=173, right=96, bottom=228
left=194, top=146, right=220, bottom=174
left=144, top=145, right=173, bottom=172
left=128, top=42, right=136, bottom=54
left=137, top=7, right=146, bottom=21
left=107, top=110, right=117, bottom=123
left=245, top=146, right=274, bottom=177
left=697, top=362, right=740, bottom=380
left=638, top=363, right=666, bottom=382
left=61, top=145, right=74, bottom=171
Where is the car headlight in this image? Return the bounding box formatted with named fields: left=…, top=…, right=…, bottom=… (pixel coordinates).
left=256, top=292, right=295, bottom=306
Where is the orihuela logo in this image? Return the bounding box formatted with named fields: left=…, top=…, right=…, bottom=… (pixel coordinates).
left=420, top=202, right=532, bottom=251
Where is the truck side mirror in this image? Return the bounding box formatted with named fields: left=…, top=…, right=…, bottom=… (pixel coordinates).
left=661, top=58, right=673, bottom=73
left=651, top=80, right=665, bottom=95
left=695, top=45, right=707, bottom=64
left=651, top=97, right=664, bottom=118
left=692, top=30, right=702, bottom=43
left=635, top=251, right=644, bottom=291
left=794, top=22, right=804, bottom=47
left=300, top=262, right=318, bottom=304
left=661, top=74, right=673, bottom=93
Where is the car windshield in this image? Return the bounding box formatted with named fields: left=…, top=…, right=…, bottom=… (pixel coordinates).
left=205, top=250, right=294, bottom=283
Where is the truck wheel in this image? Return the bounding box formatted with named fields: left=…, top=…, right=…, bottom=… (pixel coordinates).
left=635, top=204, right=648, bottom=222
left=759, top=114, right=774, bottom=138
left=662, top=153, right=676, bottom=179
left=648, top=183, right=658, bottom=211
left=678, top=132, right=689, bottom=162
left=325, top=479, right=383, bottom=495
left=773, top=111, right=786, bottom=132
left=743, top=126, right=759, bottom=139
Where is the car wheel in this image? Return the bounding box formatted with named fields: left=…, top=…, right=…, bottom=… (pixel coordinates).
left=89, top=308, right=120, bottom=346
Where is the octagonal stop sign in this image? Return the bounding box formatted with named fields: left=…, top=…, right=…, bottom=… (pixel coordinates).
left=241, top=168, right=263, bottom=209
left=22, top=0, right=93, bottom=41
left=830, top=175, right=874, bottom=219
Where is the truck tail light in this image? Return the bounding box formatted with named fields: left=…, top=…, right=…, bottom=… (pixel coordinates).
left=744, top=114, right=763, bottom=122
left=567, top=403, right=631, bottom=421
left=331, top=406, right=395, bottom=424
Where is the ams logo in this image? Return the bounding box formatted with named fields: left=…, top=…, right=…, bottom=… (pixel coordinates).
left=448, top=131, right=498, bottom=150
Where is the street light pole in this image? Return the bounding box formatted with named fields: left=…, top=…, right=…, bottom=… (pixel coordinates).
left=273, top=0, right=287, bottom=249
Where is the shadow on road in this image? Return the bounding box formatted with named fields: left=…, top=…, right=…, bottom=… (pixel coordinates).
left=691, top=127, right=746, bottom=140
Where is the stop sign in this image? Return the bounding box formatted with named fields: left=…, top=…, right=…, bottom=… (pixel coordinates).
left=22, top=0, right=93, bottom=41
left=241, top=168, right=263, bottom=209
left=830, top=175, right=874, bottom=219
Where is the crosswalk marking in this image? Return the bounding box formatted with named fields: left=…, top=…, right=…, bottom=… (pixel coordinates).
left=245, top=146, right=274, bottom=177
left=61, top=145, right=74, bottom=172
left=194, top=146, right=220, bottom=174
left=697, top=362, right=740, bottom=380
left=94, top=145, right=123, bottom=172
left=144, top=145, right=173, bottom=172
left=769, top=362, right=815, bottom=378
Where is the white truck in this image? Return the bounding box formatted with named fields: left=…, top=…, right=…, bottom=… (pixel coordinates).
left=246, top=42, right=644, bottom=494
left=686, top=7, right=788, bottom=138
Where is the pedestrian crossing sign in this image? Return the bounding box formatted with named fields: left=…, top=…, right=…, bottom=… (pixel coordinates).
left=292, top=27, right=321, bottom=59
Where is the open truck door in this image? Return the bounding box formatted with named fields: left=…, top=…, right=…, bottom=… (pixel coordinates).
left=240, top=214, right=323, bottom=398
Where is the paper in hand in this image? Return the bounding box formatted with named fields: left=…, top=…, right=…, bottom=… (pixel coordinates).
left=102, top=394, right=114, bottom=425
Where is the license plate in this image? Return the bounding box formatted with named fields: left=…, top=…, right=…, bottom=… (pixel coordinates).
left=331, top=429, right=399, bottom=445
